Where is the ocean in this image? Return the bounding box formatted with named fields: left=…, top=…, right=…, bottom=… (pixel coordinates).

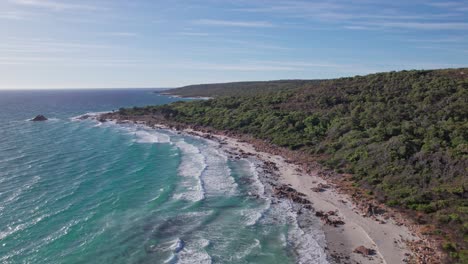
left=0, top=89, right=327, bottom=264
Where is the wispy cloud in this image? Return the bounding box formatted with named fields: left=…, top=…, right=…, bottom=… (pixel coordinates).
left=167, top=59, right=375, bottom=73
left=105, top=32, right=139, bottom=37
left=0, top=56, right=142, bottom=67
left=177, top=32, right=211, bottom=37
left=193, top=19, right=275, bottom=28
left=428, top=1, right=468, bottom=12
left=10, top=0, right=100, bottom=11
left=231, top=0, right=468, bottom=32
left=343, top=25, right=376, bottom=30
left=170, top=62, right=297, bottom=71
left=232, top=2, right=342, bottom=14
left=405, top=36, right=467, bottom=43
left=0, top=11, right=27, bottom=20
left=0, top=38, right=119, bottom=55
left=363, top=21, right=468, bottom=30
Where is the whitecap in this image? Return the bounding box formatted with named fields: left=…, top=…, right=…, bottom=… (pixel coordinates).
left=0, top=175, right=41, bottom=212
left=240, top=199, right=271, bottom=227
left=233, top=239, right=261, bottom=260
left=70, top=111, right=110, bottom=122
left=176, top=238, right=211, bottom=264
left=134, top=130, right=171, bottom=144
left=148, top=188, right=164, bottom=203
left=248, top=160, right=265, bottom=196
left=197, top=144, right=237, bottom=197
left=265, top=199, right=328, bottom=264
left=172, top=139, right=206, bottom=202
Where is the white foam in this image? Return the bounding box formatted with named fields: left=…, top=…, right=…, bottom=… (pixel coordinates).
left=148, top=188, right=164, bottom=203
left=95, top=121, right=172, bottom=145
left=176, top=238, right=211, bottom=264
left=0, top=153, right=26, bottom=164
left=0, top=208, right=49, bottom=241
left=0, top=175, right=40, bottom=213
left=27, top=117, right=60, bottom=122
left=0, top=223, right=26, bottom=240
left=164, top=253, right=177, bottom=264
left=234, top=239, right=261, bottom=260
left=198, top=145, right=237, bottom=197
left=288, top=213, right=328, bottom=264
left=70, top=111, right=110, bottom=121
left=263, top=199, right=328, bottom=264
left=240, top=199, right=271, bottom=226
left=134, top=130, right=171, bottom=144
left=247, top=160, right=265, bottom=196
left=173, top=140, right=206, bottom=202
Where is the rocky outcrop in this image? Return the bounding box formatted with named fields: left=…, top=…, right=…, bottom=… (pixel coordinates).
left=353, top=245, right=375, bottom=256
left=311, top=183, right=330, bottom=192
left=315, top=210, right=346, bottom=227
left=273, top=185, right=311, bottom=205
left=31, top=115, right=47, bottom=121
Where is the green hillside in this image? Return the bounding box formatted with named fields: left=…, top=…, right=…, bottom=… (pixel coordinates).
left=122, top=68, right=468, bottom=262
left=163, top=80, right=322, bottom=98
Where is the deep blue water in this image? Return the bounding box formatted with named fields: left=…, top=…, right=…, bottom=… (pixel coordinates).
left=0, top=89, right=327, bottom=264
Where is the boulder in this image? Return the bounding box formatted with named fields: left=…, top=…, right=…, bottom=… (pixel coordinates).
left=31, top=115, right=47, bottom=121
left=353, top=246, right=375, bottom=256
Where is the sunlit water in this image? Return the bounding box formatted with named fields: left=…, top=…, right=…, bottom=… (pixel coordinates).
left=0, top=89, right=327, bottom=264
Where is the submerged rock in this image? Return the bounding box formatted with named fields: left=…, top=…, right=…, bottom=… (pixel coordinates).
left=78, top=114, right=91, bottom=120
left=31, top=115, right=47, bottom=121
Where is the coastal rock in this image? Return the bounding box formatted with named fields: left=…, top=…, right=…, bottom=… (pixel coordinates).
left=273, top=185, right=311, bottom=205
left=31, top=115, right=48, bottom=121
left=353, top=246, right=375, bottom=256
left=77, top=114, right=91, bottom=120
left=311, top=183, right=330, bottom=192
left=315, top=210, right=345, bottom=227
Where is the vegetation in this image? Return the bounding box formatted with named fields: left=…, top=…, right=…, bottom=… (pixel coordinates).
left=125, top=68, right=468, bottom=261
left=161, top=80, right=322, bottom=98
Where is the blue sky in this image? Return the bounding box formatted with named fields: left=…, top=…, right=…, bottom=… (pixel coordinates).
left=1, top=0, right=467, bottom=89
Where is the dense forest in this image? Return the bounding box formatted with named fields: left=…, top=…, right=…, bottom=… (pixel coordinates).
left=162, top=79, right=322, bottom=97
left=126, top=68, right=468, bottom=262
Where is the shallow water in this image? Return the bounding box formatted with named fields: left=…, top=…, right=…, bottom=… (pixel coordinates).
left=0, top=89, right=327, bottom=263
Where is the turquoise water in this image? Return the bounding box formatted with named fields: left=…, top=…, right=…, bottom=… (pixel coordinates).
left=0, top=89, right=327, bottom=263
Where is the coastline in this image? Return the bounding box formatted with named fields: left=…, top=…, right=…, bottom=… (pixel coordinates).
left=91, top=112, right=443, bottom=263
left=156, top=92, right=213, bottom=100
left=183, top=128, right=416, bottom=264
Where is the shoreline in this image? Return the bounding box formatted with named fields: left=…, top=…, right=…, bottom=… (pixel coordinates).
left=183, top=128, right=415, bottom=264
left=156, top=92, right=213, bottom=100
left=91, top=112, right=443, bottom=263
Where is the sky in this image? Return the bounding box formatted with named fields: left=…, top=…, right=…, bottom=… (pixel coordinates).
left=0, top=0, right=467, bottom=89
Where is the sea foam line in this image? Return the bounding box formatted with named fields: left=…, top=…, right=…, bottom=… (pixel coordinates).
left=172, top=139, right=206, bottom=202
left=198, top=144, right=237, bottom=197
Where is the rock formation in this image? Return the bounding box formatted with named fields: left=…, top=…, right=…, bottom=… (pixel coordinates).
left=31, top=115, right=47, bottom=121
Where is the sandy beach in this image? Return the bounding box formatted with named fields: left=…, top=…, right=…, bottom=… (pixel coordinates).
left=183, top=128, right=418, bottom=264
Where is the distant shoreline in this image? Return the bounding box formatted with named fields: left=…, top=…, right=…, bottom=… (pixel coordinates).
left=84, top=111, right=444, bottom=263
left=155, top=91, right=213, bottom=100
